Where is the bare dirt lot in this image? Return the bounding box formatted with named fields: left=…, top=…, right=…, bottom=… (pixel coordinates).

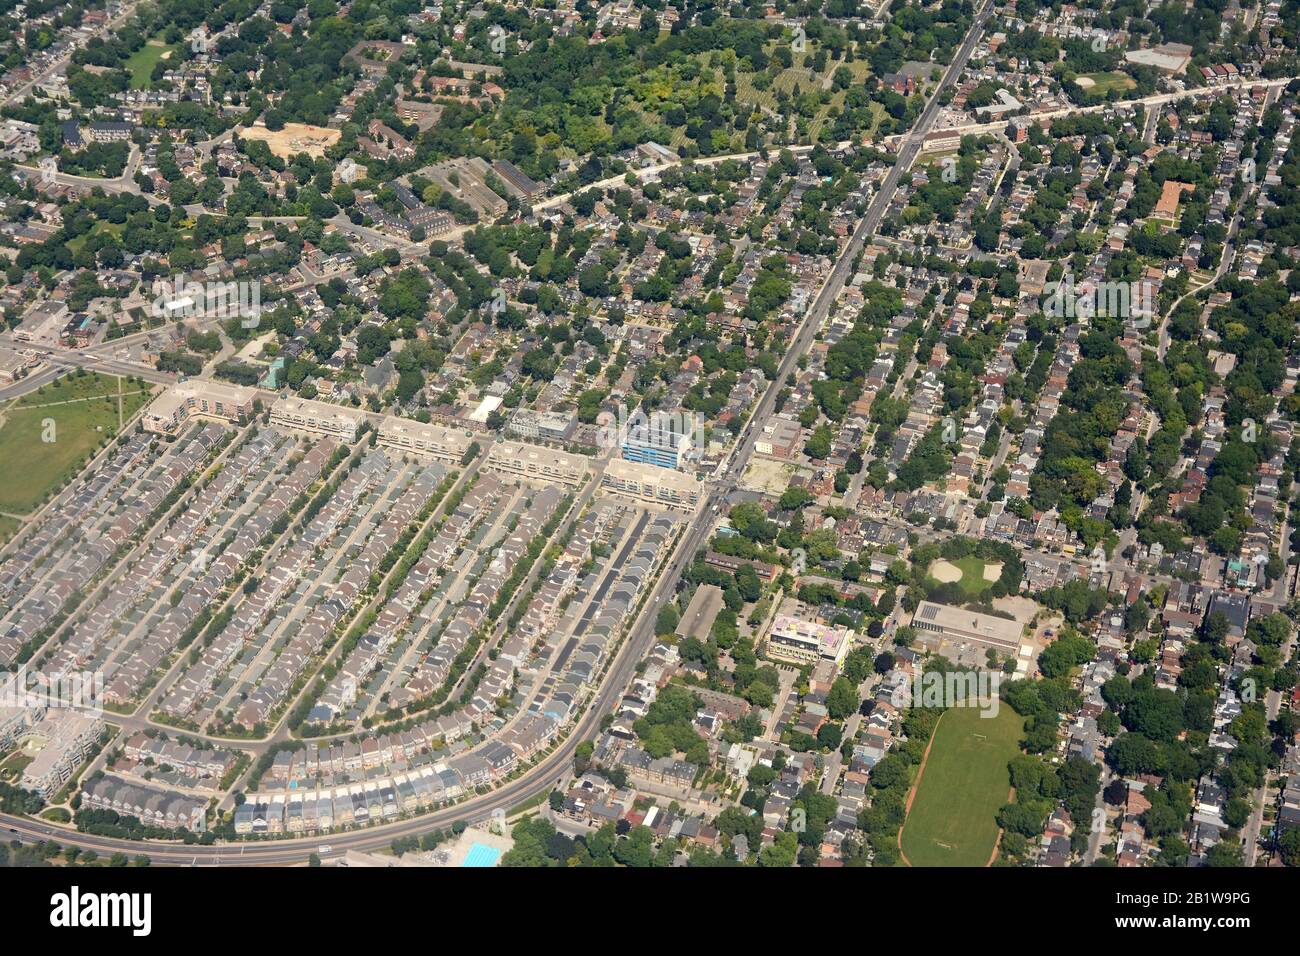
left=242, top=123, right=341, bottom=160
left=741, top=457, right=798, bottom=496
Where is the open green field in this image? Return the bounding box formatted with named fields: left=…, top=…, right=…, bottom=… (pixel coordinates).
left=899, top=704, right=1024, bottom=866
left=0, top=372, right=150, bottom=514
left=126, top=38, right=177, bottom=89
left=927, top=554, right=1002, bottom=596
left=66, top=220, right=124, bottom=254
left=0, top=514, right=20, bottom=546
left=1076, top=71, right=1136, bottom=95
left=0, top=751, right=33, bottom=782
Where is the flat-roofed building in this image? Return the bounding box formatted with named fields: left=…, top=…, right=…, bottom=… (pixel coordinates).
left=486, top=440, right=590, bottom=486
left=0, top=346, right=35, bottom=383
left=492, top=159, right=541, bottom=198
left=20, top=710, right=104, bottom=798
left=507, top=408, right=576, bottom=442
left=911, top=601, right=1023, bottom=652
left=0, top=701, right=36, bottom=752
left=622, top=418, right=693, bottom=469
left=676, top=584, right=724, bottom=641
left=380, top=415, right=473, bottom=462
left=602, top=457, right=702, bottom=510
left=754, top=417, right=802, bottom=459
left=270, top=396, right=366, bottom=442
left=765, top=615, right=853, bottom=667
left=1123, top=42, right=1192, bottom=74
left=143, top=379, right=256, bottom=434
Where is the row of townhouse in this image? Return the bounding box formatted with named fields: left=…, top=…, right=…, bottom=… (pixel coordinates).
left=269, top=507, right=679, bottom=830
left=81, top=774, right=207, bottom=831
left=161, top=450, right=392, bottom=720
left=312, top=457, right=472, bottom=723
left=102, top=438, right=337, bottom=705
left=0, top=426, right=224, bottom=667
left=237, top=765, right=467, bottom=835
left=48, top=430, right=289, bottom=683
left=0, top=430, right=149, bottom=605
left=516, top=504, right=621, bottom=640
left=233, top=461, right=446, bottom=729
left=266, top=711, right=478, bottom=787
left=1278, top=735, right=1300, bottom=834
left=311, top=474, right=514, bottom=719
left=119, top=733, right=238, bottom=782
left=388, top=485, right=566, bottom=708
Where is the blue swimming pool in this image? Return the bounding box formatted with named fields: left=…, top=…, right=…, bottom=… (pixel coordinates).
left=462, top=843, right=502, bottom=867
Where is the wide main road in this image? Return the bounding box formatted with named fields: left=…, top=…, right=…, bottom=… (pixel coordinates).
left=871, top=0, right=995, bottom=227
left=723, top=0, right=994, bottom=484
left=0, top=6, right=995, bottom=865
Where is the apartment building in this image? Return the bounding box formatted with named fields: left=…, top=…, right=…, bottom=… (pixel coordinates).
left=602, top=457, right=702, bottom=510
left=765, top=615, right=853, bottom=668
left=507, top=408, right=576, bottom=442
left=19, top=710, right=104, bottom=798
left=485, top=440, right=590, bottom=486
left=621, top=418, right=693, bottom=469
left=270, top=396, right=366, bottom=442
left=379, top=415, right=473, bottom=462
left=143, top=380, right=256, bottom=434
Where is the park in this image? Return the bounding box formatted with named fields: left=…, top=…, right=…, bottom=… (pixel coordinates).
left=899, top=703, right=1024, bottom=866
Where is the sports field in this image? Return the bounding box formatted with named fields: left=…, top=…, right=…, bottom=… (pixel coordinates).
left=0, top=372, right=150, bottom=514
left=899, top=704, right=1024, bottom=866
left=927, top=555, right=1002, bottom=596
left=1075, top=71, right=1136, bottom=95
left=126, top=38, right=178, bottom=89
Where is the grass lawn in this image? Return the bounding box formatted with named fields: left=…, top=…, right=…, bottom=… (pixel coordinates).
left=1077, top=71, right=1136, bottom=95
left=928, top=554, right=1001, bottom=596
left=0, top=751, right=33, bottom=781
left=0, top=514, right=20, bottom=546
left=899, top=704, right=1024, bottom=866
left=66, top=221, right=124, bottom=254
left=0, top=372, right=150, bottom=514
left=126, top=38, right=177, bottom=89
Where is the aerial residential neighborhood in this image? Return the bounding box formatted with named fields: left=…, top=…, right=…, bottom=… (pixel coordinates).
left=0, top=0, right=1292, bottom=933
